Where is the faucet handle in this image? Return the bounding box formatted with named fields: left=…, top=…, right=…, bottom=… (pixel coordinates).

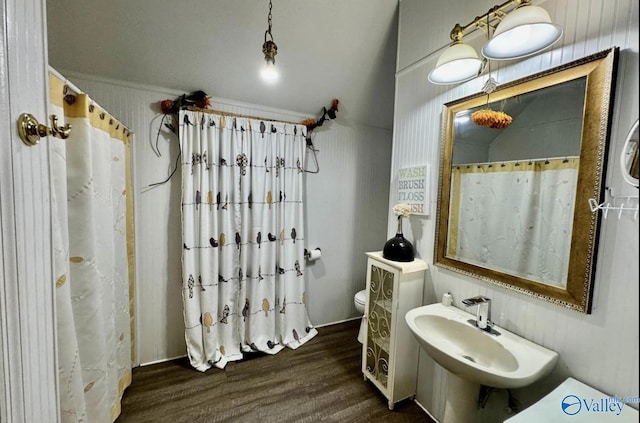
left=461, top=295, right=491, bottom=306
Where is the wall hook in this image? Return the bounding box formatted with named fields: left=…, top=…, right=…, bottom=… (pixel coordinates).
left=17, top=113, right=72, bottom=146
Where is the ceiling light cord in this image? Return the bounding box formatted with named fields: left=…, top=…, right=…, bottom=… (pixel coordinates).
left=265, top=0, right=274, bottom=45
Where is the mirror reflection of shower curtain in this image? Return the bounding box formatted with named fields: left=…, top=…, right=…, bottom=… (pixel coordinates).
left=180, top=110, right=317, bottom=372
left=447, top=158, right=579, bottom=287
left=49, top=72, right=133, bottom=422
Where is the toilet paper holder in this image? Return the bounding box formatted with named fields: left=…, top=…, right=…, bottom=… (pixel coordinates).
left=304, top=247, right=321, bottom=261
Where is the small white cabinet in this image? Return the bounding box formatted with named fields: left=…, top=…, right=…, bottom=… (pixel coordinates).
left=362, top=251, right=427, bottom=410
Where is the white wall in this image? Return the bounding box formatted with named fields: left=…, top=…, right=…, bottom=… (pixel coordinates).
left=394, top=0, right=639, bottom=421
left=60, top=71, right=392, bottom=365
left=305, top=124, right=392, bottom=325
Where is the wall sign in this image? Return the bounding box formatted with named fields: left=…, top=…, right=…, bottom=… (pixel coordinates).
left=398, top=165, right=429, bottom=216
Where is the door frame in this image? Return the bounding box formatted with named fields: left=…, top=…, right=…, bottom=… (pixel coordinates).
left=0, top=0, right=59, bottom=421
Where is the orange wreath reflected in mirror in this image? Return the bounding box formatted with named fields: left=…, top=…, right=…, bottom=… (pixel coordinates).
left=471, top=108, right=513, bottom=129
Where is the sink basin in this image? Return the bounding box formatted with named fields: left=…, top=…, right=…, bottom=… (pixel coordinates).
left=405, top=303, right=558, bottom=389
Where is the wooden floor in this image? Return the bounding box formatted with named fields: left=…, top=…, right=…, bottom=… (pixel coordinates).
left=116, top=319, right=435, bottom=423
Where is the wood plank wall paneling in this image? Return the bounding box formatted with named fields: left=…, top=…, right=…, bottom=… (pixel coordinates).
left=57, top=71, right=393, bottom=365
left=396, top=0, right=639, bottom=421
left=305, top=123, right=393, bottom=325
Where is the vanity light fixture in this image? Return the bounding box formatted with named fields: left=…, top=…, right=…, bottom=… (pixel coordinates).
left=428, top=24, right=483, bottom=85
left=482, top=1, right=563, bottom=60
left=260, top=0, right=279, bottom=84
left=429, top=0, right=563, bottom=85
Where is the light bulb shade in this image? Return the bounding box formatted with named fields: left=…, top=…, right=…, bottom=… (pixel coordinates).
left=428, top=42, right=483, bottom=85
left=482, top=5, right=563, bottom=60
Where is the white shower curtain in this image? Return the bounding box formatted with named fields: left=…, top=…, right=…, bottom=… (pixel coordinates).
left=448, top=158, right=579, bottom=287
left=180, top=109, right=317, bottom=372
left=49, top=72, right=133, bottom=422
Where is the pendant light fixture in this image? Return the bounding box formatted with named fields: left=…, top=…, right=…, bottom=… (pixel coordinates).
left=260, top=0, right=279, bottom=83
left=428, top=0, right=562, bottom=85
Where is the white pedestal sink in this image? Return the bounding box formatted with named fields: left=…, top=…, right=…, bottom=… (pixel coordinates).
left=405, top=303, right=558, bottom=423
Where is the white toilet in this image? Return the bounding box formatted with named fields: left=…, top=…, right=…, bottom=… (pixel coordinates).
left=354, top=290, right=366, bottom=343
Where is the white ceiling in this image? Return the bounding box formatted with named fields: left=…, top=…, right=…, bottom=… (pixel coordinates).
left=46, top=0, right=399, bottom=130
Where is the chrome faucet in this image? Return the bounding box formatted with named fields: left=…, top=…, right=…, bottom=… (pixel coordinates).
left=462, top=296, right=494, bottom=332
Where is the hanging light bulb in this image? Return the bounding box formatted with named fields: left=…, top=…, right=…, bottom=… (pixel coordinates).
left=260, top=0, right=279, bottom=83
left=260, top=57, right=279, bottom=84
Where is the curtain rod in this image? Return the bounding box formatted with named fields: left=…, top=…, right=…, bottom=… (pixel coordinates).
left=453, top=156, right=580, bottom=167
left=49, top=66, right=134, bottom=135
left=184, top=106, right=304, bottom=127
left=49, top=66, right=83, bottom=96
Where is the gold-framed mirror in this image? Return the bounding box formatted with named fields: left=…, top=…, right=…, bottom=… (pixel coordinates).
left=435, top=48, right=619, bottom=313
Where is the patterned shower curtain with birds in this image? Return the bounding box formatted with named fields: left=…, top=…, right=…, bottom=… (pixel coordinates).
left=180, top=109, right=317, bottom=371
left=49, top=72, right=133, bottom=422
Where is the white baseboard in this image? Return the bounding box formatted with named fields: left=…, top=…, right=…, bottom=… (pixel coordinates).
left=139, top=355, right=188, bottom=367
left=314, top=316, right=362, bottom=328
left=414, top=398, right=440, bottom=422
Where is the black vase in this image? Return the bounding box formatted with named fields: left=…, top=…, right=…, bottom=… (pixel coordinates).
left=383, top=217, right=414, bottom=262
